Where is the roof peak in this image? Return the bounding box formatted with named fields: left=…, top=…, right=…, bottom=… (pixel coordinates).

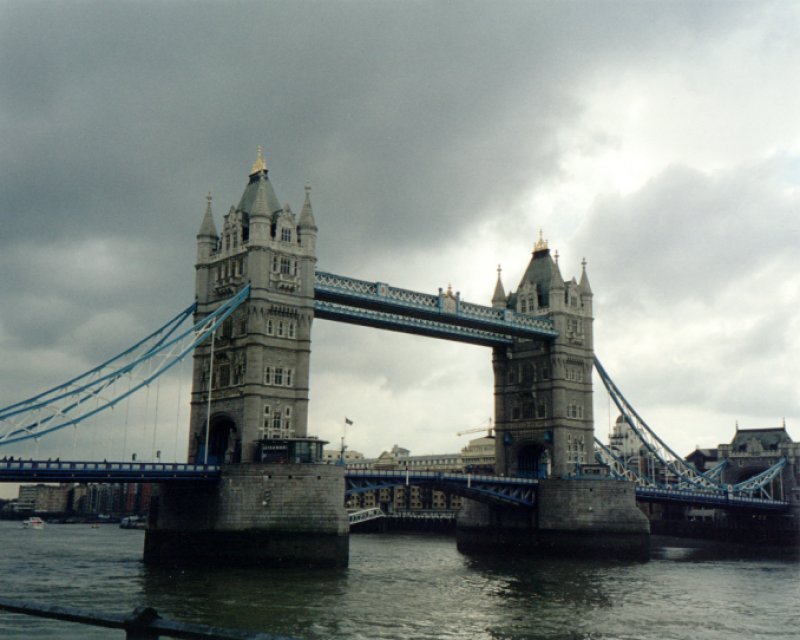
left=250, top=145, right=267, bottom=175
left=534, top=229, right=548, bottom=252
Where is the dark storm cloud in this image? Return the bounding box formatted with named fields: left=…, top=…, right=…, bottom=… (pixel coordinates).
left=0, top=1, right=752, bottom=260
left=0, top=0, right=791, bottom=463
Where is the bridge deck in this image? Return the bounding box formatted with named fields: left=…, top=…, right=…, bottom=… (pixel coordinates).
left=0, top=462, right=789, bottom=513
left=0, top=460, right=220, bottom=483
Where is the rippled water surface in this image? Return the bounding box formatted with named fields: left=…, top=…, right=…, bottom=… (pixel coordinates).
left=0, top=521, right=797, bottom=639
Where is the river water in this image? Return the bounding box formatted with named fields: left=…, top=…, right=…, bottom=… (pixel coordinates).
left=0, top=521, right=797, bottom=640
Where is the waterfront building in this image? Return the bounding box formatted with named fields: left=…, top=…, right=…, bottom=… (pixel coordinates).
left=321, top=449, right=365, bottom=465
left=343, top=445, right=473, bottom=514
left=461, top=435, right=495, bottom=474
left=718, top=423, right=799, bottom=502
left=15, top=484, right=69, bottom=514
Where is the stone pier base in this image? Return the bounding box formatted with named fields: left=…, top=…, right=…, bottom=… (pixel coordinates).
left=457, top=478, right=650, bottom=560
left=144, top=463, right=349, bottom=567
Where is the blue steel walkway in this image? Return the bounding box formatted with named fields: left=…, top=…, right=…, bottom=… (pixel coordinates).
left=0, top=461, right=790, bottom=513
left=0, top=459, right=220, bottom=483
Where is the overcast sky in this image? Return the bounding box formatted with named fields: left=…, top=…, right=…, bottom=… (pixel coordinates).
left=1, top=1, right=798, bottom=496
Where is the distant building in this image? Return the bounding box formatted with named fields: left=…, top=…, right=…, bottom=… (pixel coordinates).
left=321, top=449, right=365, bottom=465
left=15, top=482, right=154, bottom=517
left=685, top=448, right=719, bottom=472
left=718, top=424, right=799, bottom=501
left=343, top=442, right=495, bottom=515
left=461, top=435, right=495, bottom=474
left=16, top=484, right=69, bottom=513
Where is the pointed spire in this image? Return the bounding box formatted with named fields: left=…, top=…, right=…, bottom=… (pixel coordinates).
left=534, top=229, right=548, bottom=252
left=579, top=257, right=593, bottom=296
left=197, top=192, right=218, bottom=238
left=492, top=265, right=506, bottom=308
left=549, top=250, right=564, bottom=290
left=250, top=145, right=267, bottom=174
left=299, top=183, right=317, bottom=230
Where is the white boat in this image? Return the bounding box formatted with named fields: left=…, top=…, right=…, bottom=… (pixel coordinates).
left=22, top=517, right=45, bottom=530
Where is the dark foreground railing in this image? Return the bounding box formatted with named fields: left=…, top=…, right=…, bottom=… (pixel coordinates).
left=0, top=598, right=296, bottom=640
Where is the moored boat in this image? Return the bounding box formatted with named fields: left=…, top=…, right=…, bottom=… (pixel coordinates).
left=22, top=517, right=45, bottom=530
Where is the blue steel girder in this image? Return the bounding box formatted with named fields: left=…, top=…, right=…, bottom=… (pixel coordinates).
left=634, top=486, right=790, bottom=512
left=0, top=460, right=220, bottom=483
left=314, top=300, right=513, bottom=347
left=314, top=271, right=557, bottom=343
left=345, top=470, right=537, bottom=508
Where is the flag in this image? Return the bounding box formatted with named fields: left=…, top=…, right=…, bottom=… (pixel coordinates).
left=344, top=418, right=353, bottom=425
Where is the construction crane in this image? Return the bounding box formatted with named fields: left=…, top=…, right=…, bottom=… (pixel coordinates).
left=456, top=418, right=493, bottom=437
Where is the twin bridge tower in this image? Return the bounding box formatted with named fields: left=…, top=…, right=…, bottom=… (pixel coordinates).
left=190, top=149, right=594, bottom=478
left=144, top=150, right=648, bottom=566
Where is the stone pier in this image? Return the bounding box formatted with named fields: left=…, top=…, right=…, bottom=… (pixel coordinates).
left=144, top=463, right=349, bottom=567
left=457, top=478, right=650, bottom=559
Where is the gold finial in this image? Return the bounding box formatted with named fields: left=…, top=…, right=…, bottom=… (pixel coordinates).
left=251, top=145, right=267, bottom=174
left=534, top=229, right=548, bottom=252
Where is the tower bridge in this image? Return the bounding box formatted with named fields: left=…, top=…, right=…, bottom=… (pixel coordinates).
left=1, top=148, right=796, bottom=564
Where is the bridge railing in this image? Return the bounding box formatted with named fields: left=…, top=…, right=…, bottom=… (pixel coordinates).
left=345, top=469, right=539, bottom=486
left=0, top=597, right=290, bottom=640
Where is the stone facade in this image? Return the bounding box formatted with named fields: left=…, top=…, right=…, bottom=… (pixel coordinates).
left=145, top=150, right=348, bottom=567
left=491, top=234, right=594, bottom=478
left=457, top=479, right=650, bottom=559
left=144, top=463, right=348, bottom=567
left=190, top=148, right=318, bottom=464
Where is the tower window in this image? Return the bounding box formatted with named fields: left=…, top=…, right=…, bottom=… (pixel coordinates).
left=274, top=367, right=284, bottom=386
left=266, top=319, right=274, bottom=335
left=277, top=321, right=285, bottom=337
left=264, top=366, right=272, bottom=385
left=281, top=228, right=292, bottom=243
left=217, top=363, right=231, bottom=388
left=280, top=257, right=291, bottom=275
left=272, top=256, right=278, bottom=272
left=286, top=369, right=293, bottom=387
left=288, top=322, right=296, bottom=339
left=263, top=405, right=271, bottom=430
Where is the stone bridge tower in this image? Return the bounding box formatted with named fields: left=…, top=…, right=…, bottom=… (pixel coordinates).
left=491, top=233, right=594, bottom=478
left=190, top=147, right=318, bottom=464
left=145, top=149, right=348, bottom=568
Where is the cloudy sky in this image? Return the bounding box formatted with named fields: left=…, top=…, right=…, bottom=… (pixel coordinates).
left=1, top=1, right=798, bottom=494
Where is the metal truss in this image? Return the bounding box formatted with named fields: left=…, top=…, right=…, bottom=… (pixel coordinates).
left=594, top=437, right=658, bottom=488
left=314, top=300, right=513, bottom=347
left=314, top=271, right=557, bottom=342
left=594, top=358, right=792, bottom=504
left=594, top=357, right=725, bottom=493
left=731, top=458, right=788, bottom=499
left=345, top=469, right=537, bottom=508
left=0, top=286, right=250, bottom=446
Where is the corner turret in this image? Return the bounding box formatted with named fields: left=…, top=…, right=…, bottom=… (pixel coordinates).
left=197, top=193, right=218, bottom=260
left=491, top=265, right=506, bottom=309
